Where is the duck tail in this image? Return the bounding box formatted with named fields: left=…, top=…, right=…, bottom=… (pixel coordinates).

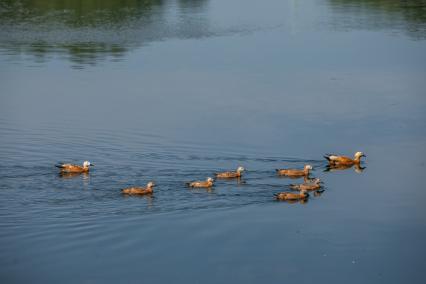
left=275, top=169, right=280, bottom=172
left=55, top=164, right=64, bottom=168
left=185, top=182, right=191, bottom=187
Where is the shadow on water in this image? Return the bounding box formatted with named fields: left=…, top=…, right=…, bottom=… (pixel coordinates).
left=0, top=0, right=210, bottom=66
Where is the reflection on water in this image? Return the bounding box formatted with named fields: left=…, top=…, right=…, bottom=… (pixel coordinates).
left=58, top=171, right=90, bottom=180
left=324, top=164, right=366, bottom=173
left=0, top=0, right=211, bottom=66
left=1, top=0, right=426, bottom=66
left=327, top=0, right=426, bottom=39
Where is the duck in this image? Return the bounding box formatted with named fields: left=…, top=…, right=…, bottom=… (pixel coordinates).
left=55, top=161, right=94, bottom=173
left=186, top=177, right=214, bottom=188
left=289, top=179, right=322, bottom=191
left=215, top=166, right=245, bottom=179
left=276, top=165, right=312, bottom=177
left=306, top=177, right=321, bottom=184
left=275, top=189, right=309, bottom=201
left=324, top=152, right=366, bottom=166
left=122, top=182, right=155, bottom=195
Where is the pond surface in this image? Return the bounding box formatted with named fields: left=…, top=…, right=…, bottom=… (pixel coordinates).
left=1, top=0, right=426, bottom=283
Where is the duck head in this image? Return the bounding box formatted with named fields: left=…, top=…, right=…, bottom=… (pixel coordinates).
left=207, top=177, right=214, bottom=183
left=304, top=165, right=313, bottom=171
left=83, top=161, right=94, bottom=167
left=237, top=166, right=245, bottom=173
left=354, top=152, right=366, bottom=161
left=147, top=181, right=155, bottom=188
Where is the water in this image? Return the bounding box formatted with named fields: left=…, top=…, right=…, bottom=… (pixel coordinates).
left=1, top=0, right=426, bottom=283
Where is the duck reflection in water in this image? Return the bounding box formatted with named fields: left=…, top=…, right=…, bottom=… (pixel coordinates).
left=281, top=198, right=309, bottom=204
left=314, top=189, right=325, bottom=197
left=325, top=164, right=365, bottom=173
left=122, top=193, right=154, bottom=209
left=291, top=198, right=309, bottom=204
left=236, top=177, right=247, bottom=186
left=58, top=171, right=90, bottom=180
left=188, top=186, right=215, bottom=194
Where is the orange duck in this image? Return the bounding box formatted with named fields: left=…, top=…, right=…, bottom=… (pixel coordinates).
left=186, top=177, right=214, bottom=188
left=324, top=152, right=366, bottom=166
left=56, top=161, right=94, bottom=173
left=122, top=182, right=155, bottom=195
left=215, top=166, right=245, bottom=179
left=275, top=189, right=309, bottom=201
left=289, top=178, right=322, bottom=191
left=276, top=165, right=312, bottom=177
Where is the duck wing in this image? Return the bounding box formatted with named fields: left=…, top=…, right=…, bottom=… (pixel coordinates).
left=324, top=154, right=339, bottom=162
left=216, top=171, right=238, bottom=178
left=55, top=163, right=74, bottom=168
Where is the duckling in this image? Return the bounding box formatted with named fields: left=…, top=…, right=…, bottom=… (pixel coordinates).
left=215, top=166, right=245, bottom=179
left=122, top=182, right=155, bottom=195
left=276, top=165, right=312, bottom=177
left=324, top=152, right=366, bottom=166
left=289, top=179, right=322, bottom=191
left=55, top=161, right=94, bottom=173
left=275, top=189, right=309, bottom=201
left=186, top=177, right=214, bottom=188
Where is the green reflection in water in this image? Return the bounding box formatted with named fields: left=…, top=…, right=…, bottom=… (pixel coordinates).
left=0, top=0, right=425, bottom=67
left=0, top=0, right=165, bottom=26
left=328, top=0, right=426, bottom=39
left=0, top=0, right=208, bottom=66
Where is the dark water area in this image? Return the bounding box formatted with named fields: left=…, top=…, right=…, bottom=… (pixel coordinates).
left=1, top=0, right=426, bottom=283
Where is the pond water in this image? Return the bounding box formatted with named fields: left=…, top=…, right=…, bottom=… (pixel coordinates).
left=0, top=0, right=425, bottom=283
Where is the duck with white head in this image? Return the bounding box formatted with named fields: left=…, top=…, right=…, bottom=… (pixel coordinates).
left=56, top=160, right=94, bottom=173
